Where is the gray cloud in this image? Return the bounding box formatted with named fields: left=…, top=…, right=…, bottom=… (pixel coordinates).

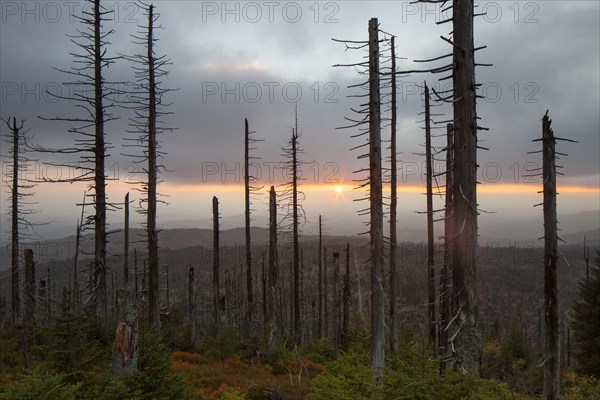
left=1, top=0, right=598, bottom=219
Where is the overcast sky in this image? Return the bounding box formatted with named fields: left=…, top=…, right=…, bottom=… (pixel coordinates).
left=0, top=1, right=598, bottom=239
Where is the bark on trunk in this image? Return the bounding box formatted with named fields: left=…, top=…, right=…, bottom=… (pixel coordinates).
left=342, top=243, right=351, bottom=351
left=389, top=37, right=398, bottom=353
left=542, top=113, right=559, bottom=400
left=24, top=249, right=35, bottom=323
left=440, top=123, right=454, bottom=375
left=213, top=196, right=221, bottom=335
left=368, top=17, right=385, bottom=379
left=93, top=0, right=108, bottom=321
left=244, top=119, right=254, bottom=332
left=146, top=5, right=160, bottom=335
left=10, top=119, right=20, bottom=324
left=425, top=83, right=437, bottom=354
left=451, top=0, right=482, bottom=373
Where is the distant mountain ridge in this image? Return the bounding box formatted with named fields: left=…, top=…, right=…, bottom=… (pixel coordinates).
left=1, top=225, right=597, bottom=271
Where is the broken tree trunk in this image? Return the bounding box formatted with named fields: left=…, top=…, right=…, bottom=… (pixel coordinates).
left=542, top=112, right=559, bottom=400
left=112, top=290, right=138, bottom=380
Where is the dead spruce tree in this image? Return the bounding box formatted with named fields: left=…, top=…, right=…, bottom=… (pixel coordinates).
left=388, top=36, right=399, bottom=353
left=37, top=0, right=123, bottom=320
left=396, top=0, right=491, bottom=372
left=342, top=243, right=351, bottom=351
left=1, top=117, right=39, bottom=324
left=243, top=118, right=263, bottom=332
left=440, top=123, right=454, bottom=375
left=279, top=110, right=305, bottom=343
left=333, top=17, right=385, bottom=379
left=266, top=186, right=280, bottom=341
left=213, top=196, right=221, bottom=335
left=318, top=215, right=324, bottom=338
left=423, top=83, right=437, bottom=353
left=123, top=2, right=174, bottom=334
left=529, top=112, right=575, bottom=400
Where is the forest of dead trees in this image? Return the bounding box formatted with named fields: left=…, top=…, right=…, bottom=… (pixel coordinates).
left=0, top=0, right=596, bottom=399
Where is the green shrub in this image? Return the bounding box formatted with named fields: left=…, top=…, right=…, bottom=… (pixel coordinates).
left=0, top=368, right=81, bottom=400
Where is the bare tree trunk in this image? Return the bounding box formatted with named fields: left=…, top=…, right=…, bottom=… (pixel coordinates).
left=440, top=123, right=454, bottom=376
left=542, top=112, right=559, bottom=400
left=333, top=252, right=341, bottom=355
left=146, top=5, right=160, bottom=335
left=292, top=128, right=301, bottom=344
left=450, top=0, right=482, bottom=373
left=267, top=187, right=279, bottom=332
left=24, top=250, right=35, bottom=323
left=389, top=37, right=398, bottom=353
left=318, top=215, right=323, bottom=339
left=189, top=266, right=196, bottom=347
left=324, top=247, right=329, bottom=338
left=10, top=118, right=22, bottom=324
left=112, top=289, right=138, bottom=380
left=424, top=83, right=437, bottom=354
left=93, top=0, right=108, bottom=322
left=165, top=265, right=170, bottom=309
left=584, top=236, right=590, bottom=281
left=124, top=193, right=129, bottom=289
left=213, top=196, right=221, bottom=335
left=244, top=118, right=255, bottom=333
left=73, top=191, right=86, bottom=306
left=368, top=17, right=385, bottom=379
left=133, top=249, right=138, bottom=304
left=343, top=243, right=351, bottom=351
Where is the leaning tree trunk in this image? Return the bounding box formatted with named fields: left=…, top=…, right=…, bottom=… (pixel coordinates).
left=542, top=113, right=559, bottom=400
left=450, top=0, right=482, bottom=373
left=368, top=17, right=385, bottom=379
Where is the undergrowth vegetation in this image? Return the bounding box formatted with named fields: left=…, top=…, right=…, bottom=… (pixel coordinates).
left=1, top=320, right=598, bottom=399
